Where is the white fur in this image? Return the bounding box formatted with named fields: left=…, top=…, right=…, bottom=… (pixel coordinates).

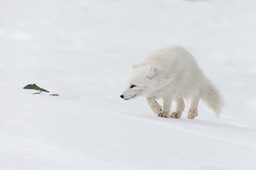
left=121, top=45, right=223, bottom=119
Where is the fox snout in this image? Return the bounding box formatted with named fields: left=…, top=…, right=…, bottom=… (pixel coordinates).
left=120, top=93, right=137, bottom=100
left=120, top=94, right=124, bottom=99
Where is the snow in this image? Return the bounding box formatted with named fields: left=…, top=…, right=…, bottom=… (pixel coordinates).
left=1, top=0, right=256, bottom=169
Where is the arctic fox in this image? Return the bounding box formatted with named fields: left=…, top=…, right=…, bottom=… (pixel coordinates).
left=120, top=45, right=223, bottom=119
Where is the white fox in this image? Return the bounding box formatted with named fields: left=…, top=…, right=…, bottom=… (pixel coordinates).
left=120, top=45, right=223, bottom=119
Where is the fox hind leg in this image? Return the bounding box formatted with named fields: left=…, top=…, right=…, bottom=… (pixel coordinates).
left=171, top=97, right=185, bottom=119
left=188, top=96, right=200, bottom=119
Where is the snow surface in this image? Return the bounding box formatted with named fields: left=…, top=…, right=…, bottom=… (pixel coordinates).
left=1, top=0, right=256, bottom=169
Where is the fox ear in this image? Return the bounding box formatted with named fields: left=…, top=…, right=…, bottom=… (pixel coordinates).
left=146, top=66, right=156, bottom=79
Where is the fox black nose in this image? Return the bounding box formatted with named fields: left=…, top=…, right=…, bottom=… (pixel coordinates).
left=120, top=94, right=124, bottom=99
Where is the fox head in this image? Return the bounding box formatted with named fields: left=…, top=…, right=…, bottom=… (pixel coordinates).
left=120, top=64, right=159, bottom=100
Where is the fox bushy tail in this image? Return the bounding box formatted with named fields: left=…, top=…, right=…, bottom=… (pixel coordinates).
left=200, top=77, right=223, bottom=116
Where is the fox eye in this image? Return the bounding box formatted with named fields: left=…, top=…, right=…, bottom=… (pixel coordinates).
left=130, top=84, right=136, bottom=88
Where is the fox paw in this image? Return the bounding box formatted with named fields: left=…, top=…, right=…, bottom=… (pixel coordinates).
left=188, top=109, right=198, bottom=119
left=152, top=108, right=162, bottom=115
left=158, top=112, right=169, bottom=118
left=170, top=112, right=182, bottom=119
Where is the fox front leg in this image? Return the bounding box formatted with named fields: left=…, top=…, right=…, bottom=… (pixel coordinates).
left=146, top=97, right=162, bottom=115
left=170, top=97, right=185, bottom=119
left=159, top=97, right=172, bottom=118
